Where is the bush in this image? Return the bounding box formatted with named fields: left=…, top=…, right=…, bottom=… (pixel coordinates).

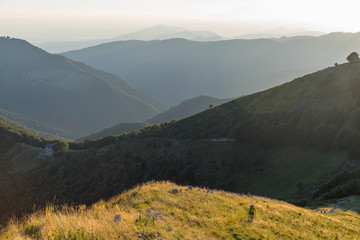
left=347, top=52, right=359, bottom=63
left=53, top=141, right=69, bottom=156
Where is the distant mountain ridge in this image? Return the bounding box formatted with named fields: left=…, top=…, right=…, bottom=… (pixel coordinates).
left=0, top=37, right=161, bottom=139
left=34, top=25, right=223, bottom=53
left=62, top=32, right=360, bottom=107
left=111, top=25, right=223, bottom=42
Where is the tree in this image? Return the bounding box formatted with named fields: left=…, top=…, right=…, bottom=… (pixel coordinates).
left=347, top=52, right=359, bottom=63
left=53, top=140, right=69, bottom=156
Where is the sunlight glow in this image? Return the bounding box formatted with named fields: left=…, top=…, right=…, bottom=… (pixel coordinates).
left=1, top=0, right=360, bottom=41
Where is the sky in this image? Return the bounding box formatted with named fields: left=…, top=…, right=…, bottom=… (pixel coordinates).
left=1, top=0, right=360, bottom=42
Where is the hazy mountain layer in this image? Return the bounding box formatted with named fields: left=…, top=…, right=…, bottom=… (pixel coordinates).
left=34, top=25, right=223, bottom=53
left=147, top=95, right=232, bottom=124
left=62, top=32, right=360, bottom=107
left=80, top=95, right=231, bottom=140
left=78, top=122, right=149, bottom=140
left=0, top=37, right=161, bottom=139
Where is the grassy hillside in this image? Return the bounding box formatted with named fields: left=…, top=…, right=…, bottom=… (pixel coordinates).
left=62, top=32, right=360, bottom=107
left=2, top=181, right=360, bottom=240
left=0, top=37, right=161, bottom=139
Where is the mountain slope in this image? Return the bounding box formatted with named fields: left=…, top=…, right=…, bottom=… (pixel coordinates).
left=0, top=117, right=50, bottom=224
left=3, top=63, right=360, bottom=227
left=62, top=32, right=360, bottom=107
left=3, top=181, right=360, bottom=240
left=148, top=95, right=231, bottom=124
left=0, top=37, right=161, bottom=139
left=80, top=96, right=231, bottom=140
left=78, top=122, right=149, bottom=140
left=150, top=61, right=360, bottom=151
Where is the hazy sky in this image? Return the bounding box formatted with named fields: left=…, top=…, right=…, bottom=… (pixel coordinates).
left=1, top=0, right=360, bottom=42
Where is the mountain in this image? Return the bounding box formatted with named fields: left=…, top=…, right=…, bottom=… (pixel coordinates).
left=34, top=25, right=223, bottom=53
left=0, top=37, right=161, bottom=139
left=3, top=181, right=360, bottom=239
left=3, top=62, right=360, bottom=226
left=80, top=95, right=231, bottom=140
left=62, top=32, right=360, bottom=107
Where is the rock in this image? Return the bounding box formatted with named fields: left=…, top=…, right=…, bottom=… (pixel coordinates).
left=137, top=233, right=165, bottom=240
left=114, top=214, right=121, bottom=222
left=169, top=188, right=178, bottom=194
left=154, top=212, right=164, bottom=220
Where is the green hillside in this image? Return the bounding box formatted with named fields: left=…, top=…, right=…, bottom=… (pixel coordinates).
left=0, top=37, right=161, bottom=139
left=2, top=181, right=360, bottom=240
left=147, top=61, right=360, bottom=152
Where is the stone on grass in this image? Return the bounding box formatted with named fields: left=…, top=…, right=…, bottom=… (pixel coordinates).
left=114, top=214, right=121, bottom=222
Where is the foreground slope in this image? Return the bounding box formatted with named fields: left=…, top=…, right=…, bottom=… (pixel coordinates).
left=2, top=181, right=360, bottom=240
left=62, top=32, right=360, bottom=106
left=0, top=37, right=160, bottom=139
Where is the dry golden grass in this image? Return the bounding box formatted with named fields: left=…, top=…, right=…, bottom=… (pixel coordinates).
left=2, top=181, right=360, bottom=239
